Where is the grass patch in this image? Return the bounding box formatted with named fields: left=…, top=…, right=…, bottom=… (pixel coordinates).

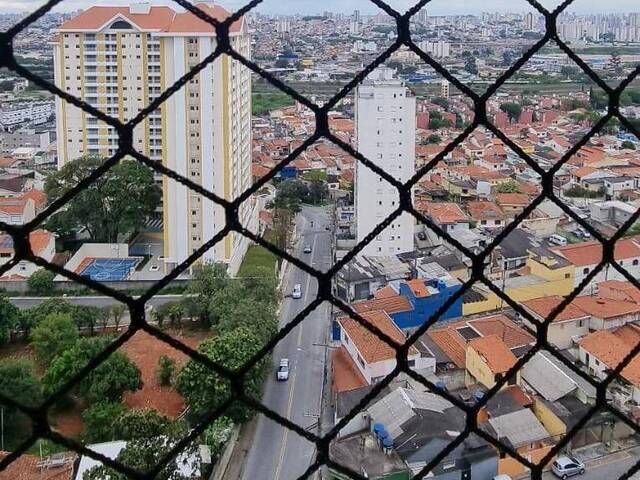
left=252, top=92, right=294, bottom=116
left=238, top=244, right=278, bottom=277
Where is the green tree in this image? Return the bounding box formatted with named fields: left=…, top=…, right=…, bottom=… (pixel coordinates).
left=27, top=269, right=55, bottom=295
left=608, top=51, right=624, bottom=75
left=44, top=156, right=161, bottom=242
left=112, top=409, right=184, bottom=440
left=0, top=295, right=21, bottom=345
left=187, top=263, right=229, bottom=324
left=176, top=327, right=268, bottom=422
left=216, top=298, right=278, bottom=343
left=82, top=401, right=125, bottom=443
left=203, top=417, right=235, bottom=460
left=43, top=337, right=142, bottom=404
left=158, top=355, right=175, bottom=387
left=30, top=313, right=79, bottom=366
left=500, top=102, right=523, bottom=123
left=84, top=436, right=197, bottom=480
left=427, top=134, right=442, bottom=144
left=464, top=56, right=478, bottom=75
left=496, top=180, right=522, bottom=194
left=111, top=304, right=127, bottom=331
left=622, top=140, right=636, bottom=150
left=0, top=359, right=42, bottom=445
left=0, top=80, right=14, bottom=92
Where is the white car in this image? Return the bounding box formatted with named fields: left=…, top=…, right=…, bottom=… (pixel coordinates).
left=277, top=358, right=290, bottom=381
left=292, top=284, right=302, bottom=299
left=552, top=455, right=585, bottom=479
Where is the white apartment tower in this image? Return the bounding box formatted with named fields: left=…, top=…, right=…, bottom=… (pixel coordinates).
left=52, top=3, right=256, bottom=275
left=355, top=68, right=415, bottom=257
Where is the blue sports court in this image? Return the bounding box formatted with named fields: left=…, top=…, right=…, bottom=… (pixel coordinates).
left=78, top=258, right=140, bottom=282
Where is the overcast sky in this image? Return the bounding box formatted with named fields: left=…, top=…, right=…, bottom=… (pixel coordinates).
left=1, top=0, right=638, bottom=16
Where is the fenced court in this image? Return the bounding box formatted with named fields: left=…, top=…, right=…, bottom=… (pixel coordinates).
left=77, top=258, right=140, bottom=282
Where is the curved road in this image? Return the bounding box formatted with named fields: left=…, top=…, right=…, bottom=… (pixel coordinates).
left=242, top=206, right=332, bottom=480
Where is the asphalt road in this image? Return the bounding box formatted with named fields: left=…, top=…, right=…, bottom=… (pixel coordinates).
left=538, top=447, right=640, bottom=480
left=242, top=206, right=332, bottom=480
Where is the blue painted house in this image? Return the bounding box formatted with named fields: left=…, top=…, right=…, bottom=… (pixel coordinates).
left=332, top=275, right=463, bottom=340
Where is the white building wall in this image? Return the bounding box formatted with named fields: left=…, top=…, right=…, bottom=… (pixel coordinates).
left=356, top=70, right=415, bottom=257
left=575, top=260, right=640, bottom=288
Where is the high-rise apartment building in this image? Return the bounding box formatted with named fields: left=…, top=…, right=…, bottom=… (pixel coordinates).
left=355, top=68, right=415, bottom=257
left=52, top=2, right=256, bottom=275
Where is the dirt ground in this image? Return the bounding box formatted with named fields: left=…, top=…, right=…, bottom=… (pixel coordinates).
left=0, top=328, right=210, bottom=438
left=121, top=328, right=209, bottom=418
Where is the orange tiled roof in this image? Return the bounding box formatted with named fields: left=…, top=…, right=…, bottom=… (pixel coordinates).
left=580, top=329, right=640, bottom=387
left=0, top=197, right=28, bottom=215
left=572, top=296, right=640, bottom=320
left=331, top=346, right=368, bottom=394
left=0, top=451, right=76, bottom=480
left=406, top=279, right=429, bottom=298
left=495, top=193, right=530, bottom=206
left=468, top=335, right=517, bottom=374
left=522, top=295, right=590, bottom=322
left=0, top=229, right=53, bottom=256
left=419, top=202, right=469, bottom=225
left=57, top=4, right=243, bottom=33
left=552, top=238, right=640, bottom=266
left=20, top=189, right=46, bottom=209
left=338, top=310, right=417, bottom=364
left=598, top=280, right=640, bottom=304
left=353, top=295, right=412, bottom=315
left=466, top=201, right=505, bottom=221
left=427, top=314, right=534, bottom=368
left=373, top=285, right=398, bottom=299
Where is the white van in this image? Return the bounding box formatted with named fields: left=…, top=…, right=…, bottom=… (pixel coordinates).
left=549, top=234, right=567, bottom=246
left=292, top=284, right=302, bottom=299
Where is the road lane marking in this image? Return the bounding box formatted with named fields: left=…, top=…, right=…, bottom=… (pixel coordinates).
left=273, top=229, right=319, bottom=479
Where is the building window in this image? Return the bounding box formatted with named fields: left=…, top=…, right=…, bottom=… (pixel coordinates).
left=578, top=319, right=584, bottom=327
left=634, top=259, right=639, bottom=266
left=583, top=267, right=590, bottom=274
left=357, top=354, right=365, bottom=368
left=408, top=359, right=415, bottom=367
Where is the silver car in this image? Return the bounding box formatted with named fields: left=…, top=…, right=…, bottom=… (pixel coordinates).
left=277, top=358, right=290, bottom=381
left=552, top=456, right=585, bottom=479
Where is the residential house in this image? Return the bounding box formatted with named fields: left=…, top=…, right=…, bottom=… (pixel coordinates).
left=466, top=201, right=506, bottom=229
left=578, top=325, right=640, bottom=403
left=571, top=295, right=640, bottom=330
left=590, top=200, right=638, bottom=228
left=417, top=201, right=470, bottom=235
left=335, top=255, right=412, bottom=302
left=351, top=274, right=463, bottom=333
left=603, top=176, right=636, bottom=200
left=465, top=335, right=519, bottom=390
left=367, top=387, right=499, bottom=479
left=427, top=314, right=534, bottom=382
left=521, top=296, right=590, bottom=349
left=482, top=409, right=553, bottom=478
left=337, top=310, right=434, bottom=385
left=495, top=193, right=530, bottom=218
left=0, top=229, right=55, bottom=279
left=0, top=451, right=76, bottom=480
left=597, top=279, right=640, bottom=304
left=551, top=238, right=640, bottom=288
left=0, top=196, right=35, bottom=225
left=329, top=431, right=411, bottom=480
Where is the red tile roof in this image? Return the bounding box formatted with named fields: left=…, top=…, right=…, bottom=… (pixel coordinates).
left=331, top=346, right=368, bottom=394
left=57, top=3, right=243, bottom=34
left=0, top=452, right=76, bottom=480
left=572, top=296, right=640, bottom=320
left=469, top=334, right=518, bottom=374
left=406, top=279, right=430, bottom=298
left=522, top=295, right=590, bottom=323
left=338, top=310, right=417, bottom=364
left=580, top=328, right=640, bottom=387
left=552, top=239, right=640, bottom=266
left=352, top=296, right=413, bottom=315
left=495, top=193, right=530, bottom=206
left=418, top=202, right=469, bottom=225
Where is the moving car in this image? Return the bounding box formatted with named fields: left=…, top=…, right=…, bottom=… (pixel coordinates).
left=292, top=284, right=302, bottom=299
left=277, top=358, right=290, bottom=381
left=552, top=455, right=585, bottom=479
left=492, top=475, right=513, bottom=480
left=549, top=234, right=568, bottom=246
left=303, top=245, right=312, bottom=253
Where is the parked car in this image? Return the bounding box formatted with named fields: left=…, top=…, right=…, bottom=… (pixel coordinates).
left=292, top=283, right=302, bottom=299
left=277, top=358, right=290, bottom=381
left=577, top=227, right=591, bottom=238
left=303, top=245, right=312, bottom=253
left=549, top=234, right=568, bottom=246
left=552, top=455, right=585, bottom=479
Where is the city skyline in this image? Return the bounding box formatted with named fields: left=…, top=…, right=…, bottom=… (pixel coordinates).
left=2, top=0, right=640, bottom=16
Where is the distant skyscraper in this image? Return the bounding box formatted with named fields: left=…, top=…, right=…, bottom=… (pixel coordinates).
left=353, top=9, right=360, bottom=23
left=53, top=3, right=256, bottom=274
left=355, top=68, right=415, bottom=257
left=441, top=80, right=450, bottom=99
left=418, top=8, right=428, bottom=25
left=524, top=12, right=536, bottom=31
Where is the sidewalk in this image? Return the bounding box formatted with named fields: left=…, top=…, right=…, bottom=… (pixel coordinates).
left=220, top=417, right=258, bottom=480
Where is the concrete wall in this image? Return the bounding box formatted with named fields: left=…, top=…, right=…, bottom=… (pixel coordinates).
left=0, top=278, right=190, bottom=293
left=533, top=399, right=567, bottom=437
left=520, top=316, right=589, bottom=350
